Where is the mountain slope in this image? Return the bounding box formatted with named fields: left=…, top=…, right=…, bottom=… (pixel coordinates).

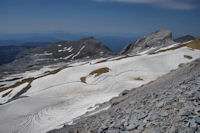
left=0, top=37, right=199, bottom=133
left=120, top=29, right=175, bottom=55
left=0, top=42, right=50, bottom=65
left=50, top=58, right=200, bottom=133
left=0, top=37, right=113, bottom=73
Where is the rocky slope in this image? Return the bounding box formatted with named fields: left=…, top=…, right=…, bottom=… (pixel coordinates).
left=0, top=37, right=113, bottom=74
left=120, top=30, right=175, bottom=55
left=49, top=58, right=200, bottom=133
left=0, top=42, right=50, bottom=65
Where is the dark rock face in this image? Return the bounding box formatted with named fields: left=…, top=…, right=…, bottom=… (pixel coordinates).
left=0, top=37, right=113, bottom=73
left=174, top=35, right=195, bottom=43
left=120, top=30, right=175, bottom=55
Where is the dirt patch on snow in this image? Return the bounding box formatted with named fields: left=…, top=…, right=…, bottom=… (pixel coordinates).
left=133, top=77, right=143, bottom=81
left=95, top=59, right=108, bottom=64
left=0, top=65, right=70, bottom=103
left=150, top=43, right=188, bottom=55
left=80, top=77, right=86, bottom=83
left=112, top=55, right=133, bottom=61
left=80, top=67, right=110, bottom=83
left=2, top=90, right=12, bottom=97
left=89, top=67, right=110, bottom=77
left=184, top=55, right=192, bottom=60
left=150, top=38, right=200, bottom=55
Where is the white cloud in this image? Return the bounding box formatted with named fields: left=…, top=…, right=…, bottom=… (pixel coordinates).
left=94, top=0, right=199, bottom=10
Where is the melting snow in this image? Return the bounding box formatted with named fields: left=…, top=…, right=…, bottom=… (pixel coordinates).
left=0, top=82, right=29, bottom=104
left=72, top=46, right=85, bottom=59
left=43, top=51, right=53, bottom=56
left=58, top=46, right=73, bottom=52
left=0, top=46, right=200, bottom=133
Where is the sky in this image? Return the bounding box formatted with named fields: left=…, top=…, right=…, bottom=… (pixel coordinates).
left=0, top=0, right=200, bottom=37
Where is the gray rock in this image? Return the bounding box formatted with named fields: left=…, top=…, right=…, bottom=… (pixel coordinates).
left=189, top=119, right=197, bottom=128
left=120, top=29, right=175, bottom=55
left=194, top=117, right=200, bottom=124
left=107, top=129, right=120, bottom=133
left=113, top=120, right=123, bottom=128
left=150, top=113, right=160, bottom=121
left=182, top=127, right=198, bottom=133
left=137, top=113, right=148, bottom=120
left=152, top=129, right=162, bottom=133
left=169, top=126, right=178, bottom=133
left=137, top=123, right=145, bottom=131
left=156, top=101, right=165, bottom=108
left=159, top=111, right=168, bottom=117
left=180, top=111, right=194, bottom=117
left=120, top=131, right=129, bottom=133
left=126, top=124, right=138, bottom=131
left=129, top=116, right=139, bottom=124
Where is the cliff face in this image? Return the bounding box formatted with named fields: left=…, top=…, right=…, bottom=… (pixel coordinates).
left=120, top=30, right=175, bottom=55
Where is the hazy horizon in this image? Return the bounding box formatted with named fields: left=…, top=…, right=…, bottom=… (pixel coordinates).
left=0, top=0, right=200, bottom=37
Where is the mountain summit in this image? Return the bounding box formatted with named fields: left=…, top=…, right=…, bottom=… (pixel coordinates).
left=120, top=30, right=175, bottom=55
left=0, top=37, right=113, bottom=73
left=174, top=35, right=195, bottom=43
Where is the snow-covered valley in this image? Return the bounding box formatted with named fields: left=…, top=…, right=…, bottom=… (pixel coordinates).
left=0, top=42, right=200, bottom=133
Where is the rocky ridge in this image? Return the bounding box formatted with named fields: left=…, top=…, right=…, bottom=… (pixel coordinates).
left=120, top=30, right=175, bottom=55
left=49, top=58, right=200, bottom=133
left=174, top=35, right=196, bottom=43
left=0, top=37, right=113, bottom=75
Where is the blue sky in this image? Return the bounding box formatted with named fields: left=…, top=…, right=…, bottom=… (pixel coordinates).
left=0, top=0, right=200, bottom=37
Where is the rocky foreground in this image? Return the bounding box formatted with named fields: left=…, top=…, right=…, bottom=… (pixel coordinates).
left=49, top=58, right=200, bottom=133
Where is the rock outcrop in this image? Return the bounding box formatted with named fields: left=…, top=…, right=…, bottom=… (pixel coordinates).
left=120, top=30, right=175, bottom=55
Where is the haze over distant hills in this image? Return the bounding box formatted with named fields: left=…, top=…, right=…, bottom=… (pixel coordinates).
left=0, top=31, right=196, bottom=68
left=0, top=32, right=139, bottom=52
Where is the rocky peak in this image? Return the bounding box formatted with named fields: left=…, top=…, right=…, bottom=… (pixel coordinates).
left=120, top=30, right=175, bottom=55
left=2, top=37, right=113, bottom=72
left=174, top=35, right=195, bottom=43
left=80, top=36, right=95, bottom=41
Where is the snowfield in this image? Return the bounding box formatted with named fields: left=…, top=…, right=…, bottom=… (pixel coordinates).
left=0, top=45, right=200, bottom=133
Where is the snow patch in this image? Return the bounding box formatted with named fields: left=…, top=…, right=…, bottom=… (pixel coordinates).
left=0, top=82, right=29, bottom=104
left=58, top=46, right=73, bottom=52
left=43, top=51, right=53, bottom=56
left=72, top=46, right=85, bottom=59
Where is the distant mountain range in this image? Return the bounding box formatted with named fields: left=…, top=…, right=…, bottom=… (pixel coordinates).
left=120, top=30, right=196, bottom=55
left=0, top=31, right=196, bottom=75
left=0, top=30, right=199, bottom=133
left=120, top=30, right=175, bottom=55
left=0, top=32, right=139, bottom=52
left=0, top=37, right=114, bottom=74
